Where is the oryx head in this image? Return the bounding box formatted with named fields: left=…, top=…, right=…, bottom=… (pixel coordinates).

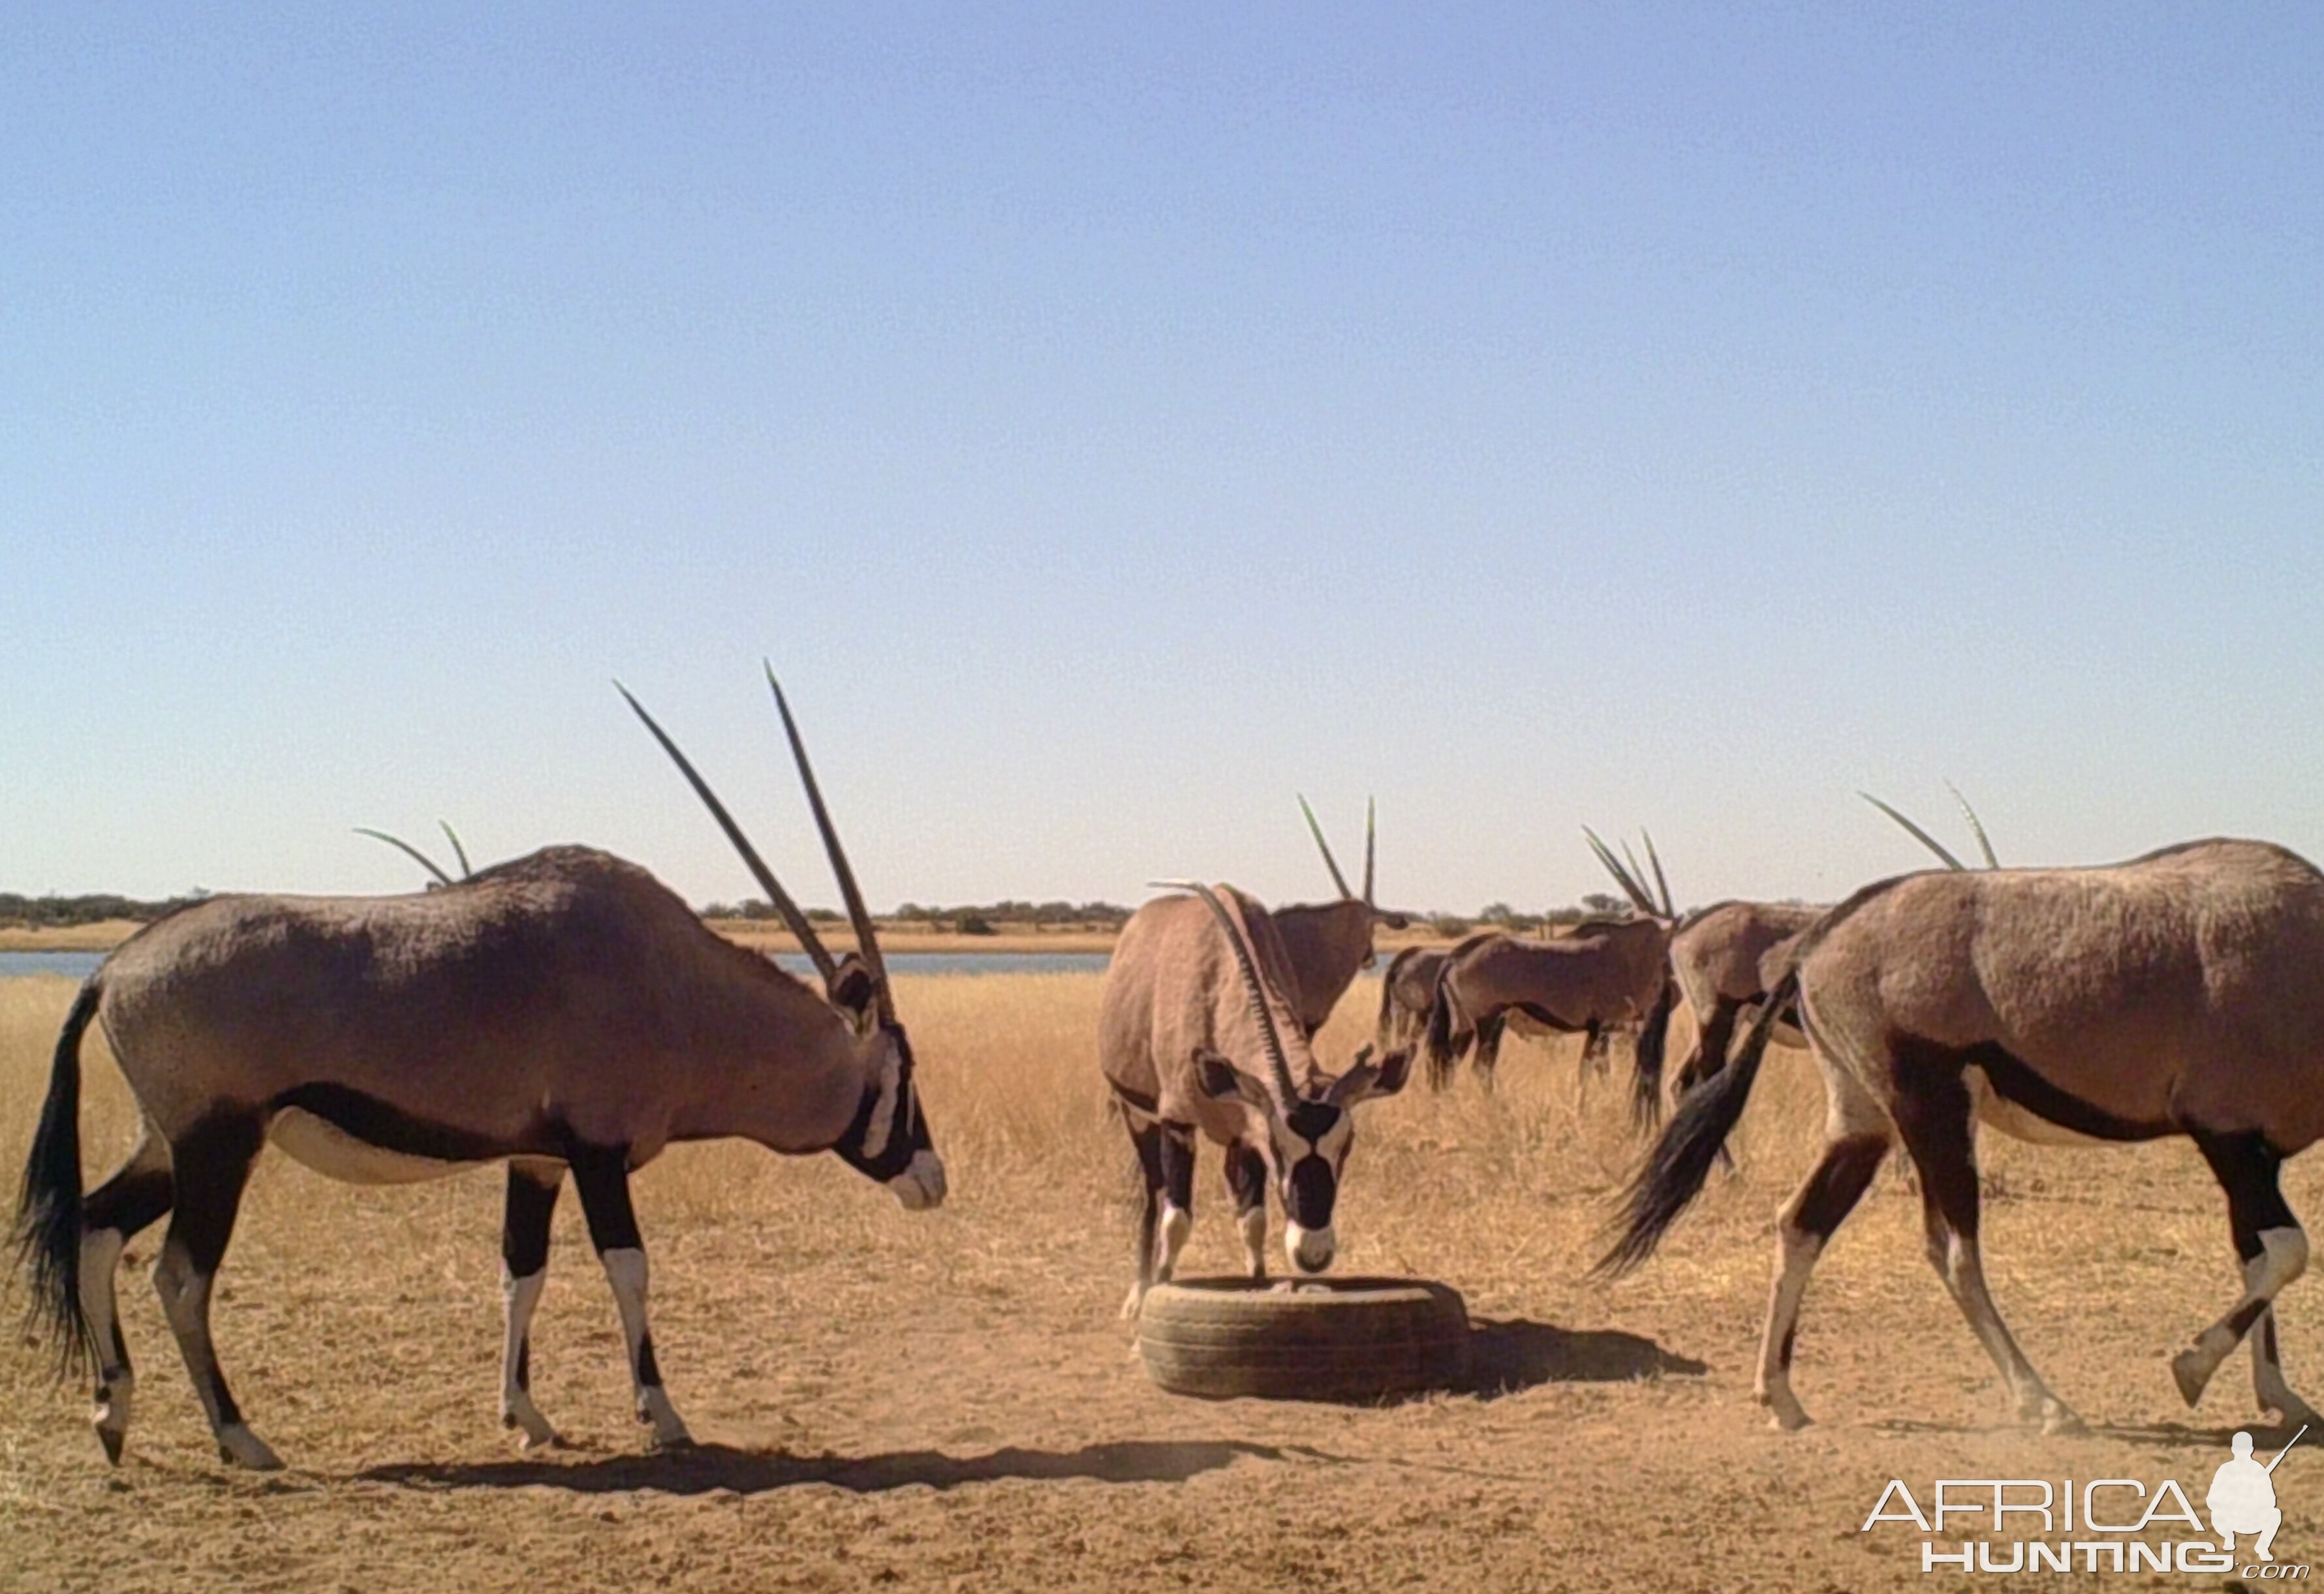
left=621, top=666, right=944, bottom=1212
left=1299, top=794, right=1411, bottom=964
left=1162, top=880, right=1413, bottom=1274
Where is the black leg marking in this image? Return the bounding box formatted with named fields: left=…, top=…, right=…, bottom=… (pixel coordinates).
left=1474, top=1010, right=1506, bottom=1085
left=1158, top=1126, right=1196, bottom=1218
left=566, top=1144, right=643, bottom=1255
left=1792, top=1133, right=1889, bottom=1243
left=634, top=1332, right=662, bottom=1388
left=2190, top=1127, right=2297, bottom=1241
left=1223, top=1144, right=1267, bottom=1218
left=84, top=1164, right=173, bottom=1244
left=502, top=1162, right=561, bottom=1280
left=153, top=1113, right=270, bottom=1462
left=1681, top=998, right=1741, bottom=1096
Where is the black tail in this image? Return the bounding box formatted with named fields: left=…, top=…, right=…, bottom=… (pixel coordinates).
left=1597, top=968, right=1795, bottom=1277
left=12, top=979, right=100, bottom=1379
left=13, top=980, right=101, bottom=1375
left=1628, top=976, right=1678, bottom=1131
left=1421, top=966, right=1462, bottom=1091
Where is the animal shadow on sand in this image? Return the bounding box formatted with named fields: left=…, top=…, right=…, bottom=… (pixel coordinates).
left=1876, top=1412, right=2313, bottom=1450
left=357, top=1438, right=1301, bottom=1497
left=1457, top=1317, right=1708, bottom=1401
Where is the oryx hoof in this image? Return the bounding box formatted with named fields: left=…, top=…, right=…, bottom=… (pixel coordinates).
left=96, top=1422, right=127, bottom=1466
left=216, top=1424, right=285, bottom=1471
left=2039, top=1404, right=2086, bottom=1437
left=1755, top=1388, right=1812, bottom=1432
left=2171, top=1347, right=2214, bottom=1409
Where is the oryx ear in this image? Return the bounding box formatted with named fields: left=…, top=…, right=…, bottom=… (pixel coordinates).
left=1196, top=1050, right=1265, bottom=1105
left=1328, top=1043, right=1414, bottom=1106
left=829, top=953, right=879, bottom=1028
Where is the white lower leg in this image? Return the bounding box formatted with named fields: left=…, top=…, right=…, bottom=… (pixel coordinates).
left=1237, top=1207, right=1267, bottom=1279
left=153, top=1249, right=281, bottom=1471
left=600, top=1248, right=689, bottom=1447
left=1154, top=1204, right=1191, bottom=1285
left=2178, top=1227, right=2307, bottom=1405
left=1946, top=1234, right=2077, bottom=1430
left=78, top=1229, right=132, bottom=1458
left=1756, top=1225, right=1821, bottom=1430
left=499, top=1265, right=557, bottom=1447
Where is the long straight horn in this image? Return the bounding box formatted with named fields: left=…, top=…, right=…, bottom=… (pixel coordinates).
left=765, top=664, right=891, bottom=1020
left=1583, top=827, right=1658, bottom=915
left=616, top=681, right=841, bottom=987
left=1363, top=797, right=1376, bottom=906
left=355, top=827, right=455, bottom=887
left=1156, top=880, right=1297, bottom=1100
left=1641, top=830, right=1673, bottom=917
left=1299, top=795, right=1356, bottom=901
left=1859, top=791, right=1967, bottom=871
left=1944, top=781, right=2000, bottom=870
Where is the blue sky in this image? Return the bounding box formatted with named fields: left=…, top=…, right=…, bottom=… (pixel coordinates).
left=5, top=5, right=2321, bottom=913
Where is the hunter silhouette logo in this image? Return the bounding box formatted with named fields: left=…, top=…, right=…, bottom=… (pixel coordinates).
left=2212, top=1426, right=2303, bottom=1564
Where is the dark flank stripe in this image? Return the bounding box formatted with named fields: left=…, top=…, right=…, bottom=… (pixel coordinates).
left=270, top=1082, right=519, bottom=1163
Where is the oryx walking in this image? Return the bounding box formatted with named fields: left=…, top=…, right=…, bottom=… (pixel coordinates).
left=1099, top=881, right=1412, bottom=1315
left=1271, top=797, right=1410, bottom=1037
left=1602, top=838, right=2324, bottom=1435
left=12, top=671, right=944, bottom=1468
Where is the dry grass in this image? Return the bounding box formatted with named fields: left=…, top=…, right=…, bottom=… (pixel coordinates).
left=6, top=971, right=2323, bottom=1591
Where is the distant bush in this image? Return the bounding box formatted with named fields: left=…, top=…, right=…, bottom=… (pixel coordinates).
left=0, top=890, right=211, bottom=929
left=1427, top=913, right=1470, bottom=938
left=953, top=913, right=999, bottom=936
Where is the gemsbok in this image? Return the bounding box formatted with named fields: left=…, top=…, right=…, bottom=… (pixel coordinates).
left=12, top=670, right=944, bottom=1469
left=1602, top=838, right=2324, bottom=1436
left=1099, top=881, right=1412, bottom=1315
left=1271, top=797, right=1410, bottom=1036
left=1420, top=832, right=1677, bottom=1096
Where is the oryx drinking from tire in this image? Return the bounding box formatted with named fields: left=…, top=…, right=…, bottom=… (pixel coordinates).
left=12, top=669, right=944, bottom=1469
left=1271, top=797, right=1410, bottom=1037
left=1602, top=838, right=2324, bottom=1436
left=1099, top=881, right=1412, bottom=1315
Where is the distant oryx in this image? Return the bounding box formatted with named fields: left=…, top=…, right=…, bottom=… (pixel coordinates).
left=1099, top=881, right=1413, bottom=1314
left=1602, top=838, right=2324, bottom=1436
left=1271, top=797, right=1410, bottom=1037
left=1420, top=832, right=1678, bottom=1096
left=13, top=670, right=944, bottom=1469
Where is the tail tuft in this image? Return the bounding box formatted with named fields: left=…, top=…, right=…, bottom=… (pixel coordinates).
left=1596, top=970, right=1793, bottom=1278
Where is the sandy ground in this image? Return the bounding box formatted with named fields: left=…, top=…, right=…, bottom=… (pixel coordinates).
left=5, top=971, right=2317, bottom=1592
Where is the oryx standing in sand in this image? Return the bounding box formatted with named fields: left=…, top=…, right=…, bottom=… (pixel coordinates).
left=1602, top=838, right=2324, bottom=1436
left=1099, top=881, right=1412, bottom=1314
left=1271, top=797, right=1410, bottom=1036
left=12, top=670, right=944, bottom=1469
left=1421, top=832, right=1678, bottom=1095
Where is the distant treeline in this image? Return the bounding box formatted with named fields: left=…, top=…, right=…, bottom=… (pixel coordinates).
left=5, top=889, right=1787, bottom=939
left=0, top=891, right=214, bottom=929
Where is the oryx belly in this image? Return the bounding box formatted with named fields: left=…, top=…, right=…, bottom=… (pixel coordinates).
left=1965, top=1067, right=2105, bottom=1148
left=267, top=1107, right=491, bottom=1185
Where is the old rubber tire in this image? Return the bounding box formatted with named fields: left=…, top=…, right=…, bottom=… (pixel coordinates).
left=1138, top=1277, right=1470, bottom=1401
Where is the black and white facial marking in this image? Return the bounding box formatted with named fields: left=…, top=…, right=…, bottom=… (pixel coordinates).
left=1269, top=1097, right=1354, bottom=1274
left=832, top=1024, right=946, bottom=1209
left=1199, top=1047, right=1410, bottom=1276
